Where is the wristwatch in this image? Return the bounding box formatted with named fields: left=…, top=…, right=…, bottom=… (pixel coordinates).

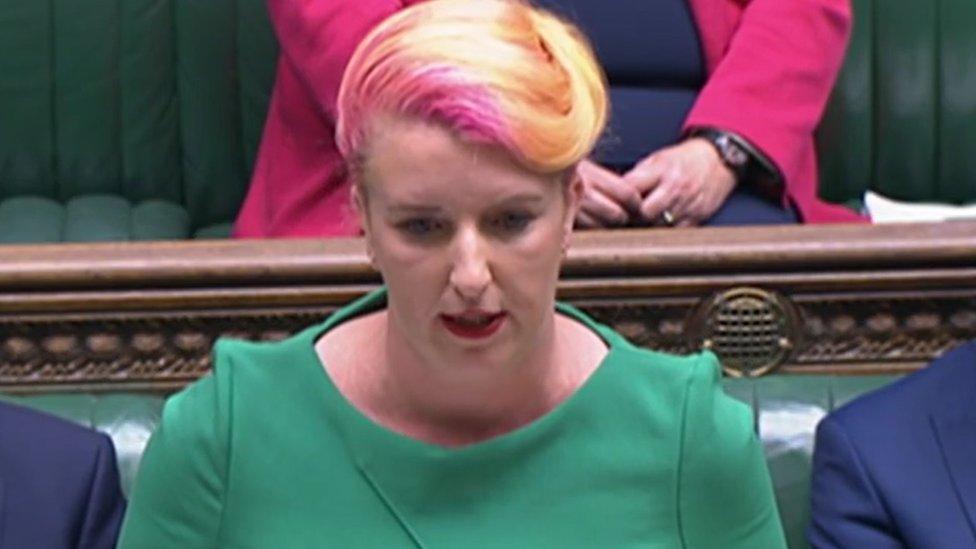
left=689, top=127, right=783, bottom=199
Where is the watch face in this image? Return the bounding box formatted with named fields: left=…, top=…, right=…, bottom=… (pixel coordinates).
left=717, top=134, right=749, bottom=167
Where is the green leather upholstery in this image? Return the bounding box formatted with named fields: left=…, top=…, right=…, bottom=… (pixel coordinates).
left=0, top=0, right=277, bottom=242
left=726, top=375, right=899, bottom=549
left=817, top=0, right=976, bottom=207
left=3, top=0, right=974, bottom=241
left=2, top=375, right=899, bottom=548
left=0, top=393, right=164, bottom=499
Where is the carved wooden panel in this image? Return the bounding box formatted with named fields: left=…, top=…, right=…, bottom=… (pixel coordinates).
left=0, top=310, right=330, bottom=391
left=1, top=222, right=974, bottom=393
left=790, top=292, right=976, bottom=371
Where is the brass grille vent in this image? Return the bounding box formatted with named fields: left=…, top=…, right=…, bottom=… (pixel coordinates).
left=690, top=287, right=799, bottom=377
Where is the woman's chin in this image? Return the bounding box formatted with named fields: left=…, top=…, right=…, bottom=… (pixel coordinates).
left=430, top=338, right=523, bottom=379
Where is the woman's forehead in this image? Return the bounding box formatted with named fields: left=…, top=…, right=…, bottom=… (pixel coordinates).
left=362, top=117, right=560, bottom=205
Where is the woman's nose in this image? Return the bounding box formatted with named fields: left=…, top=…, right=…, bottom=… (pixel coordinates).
left=448, top=227, right=491, bottom=300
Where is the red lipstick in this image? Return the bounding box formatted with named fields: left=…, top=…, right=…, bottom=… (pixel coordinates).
left=440, top=311, right=507, bottom=340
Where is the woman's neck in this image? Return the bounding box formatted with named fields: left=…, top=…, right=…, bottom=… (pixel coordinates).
left=376, top=312, right=572, bottom=446
left=318, top=310, right=605, bottom=447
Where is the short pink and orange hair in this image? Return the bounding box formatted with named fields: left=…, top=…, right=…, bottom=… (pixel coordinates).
left=336, top=0, right=608, bottom=177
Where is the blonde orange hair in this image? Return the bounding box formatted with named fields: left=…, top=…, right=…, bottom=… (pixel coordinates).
left=336, top=0, right=608, bottom=176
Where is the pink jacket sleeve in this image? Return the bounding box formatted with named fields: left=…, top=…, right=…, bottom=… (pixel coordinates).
left=266, top=0, right=404, bottom=118
left=684, top=0, right=852, bottom=204
left=234, top=1, right=412, bottom=237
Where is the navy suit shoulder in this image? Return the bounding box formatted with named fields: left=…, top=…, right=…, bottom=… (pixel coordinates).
left=809, top=342, right=976, bottom=549
left=829, top=342, right=976, bottom=428
left=0, top=401, right=126, bottom=549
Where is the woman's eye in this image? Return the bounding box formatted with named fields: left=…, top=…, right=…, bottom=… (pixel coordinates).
left=398, top=218, right=443, bottom=237
left=494, top=212, right=534, bottom=233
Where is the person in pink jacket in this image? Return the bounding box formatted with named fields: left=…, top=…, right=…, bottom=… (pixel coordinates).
left=234, top=0, right=864, bottom=238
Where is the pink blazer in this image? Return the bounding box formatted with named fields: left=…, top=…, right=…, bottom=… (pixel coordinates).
left=234, top=0, right=864, bottom=238
left=684, top=0, right=865, bottom=224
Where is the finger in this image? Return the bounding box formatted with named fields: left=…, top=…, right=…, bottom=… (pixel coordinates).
left=682, top=196, right=709, bottom=225
left=693, top=182, right=734, bottom=223
left=623, top=155, right=667, bottom=195
left=638, top=176, right=680, bottom=222
left=681, top=191, right=723, bottom=225
left=675, top=218, right=696, bottom=228
left=670, top=184, right=698, bottom=217
left=575, top=210, right=601, bottom=229
left=580, top=186, right=632, bottom=226
left=579, top=161, right=641, bottom=213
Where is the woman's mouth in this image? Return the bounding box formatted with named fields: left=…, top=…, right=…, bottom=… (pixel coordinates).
left=439, top=311, right=507, bottom=340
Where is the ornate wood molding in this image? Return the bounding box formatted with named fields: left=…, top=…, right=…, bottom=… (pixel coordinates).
left=2, top=221, right=974, bottom=393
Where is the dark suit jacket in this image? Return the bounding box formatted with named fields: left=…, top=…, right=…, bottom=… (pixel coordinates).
left=809, top=341, right=976, bottom=548
left=0, top=401, right=126, bottom=549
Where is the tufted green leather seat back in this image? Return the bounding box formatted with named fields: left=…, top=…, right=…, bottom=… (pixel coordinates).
left=0, top=0, right=277, bottom=242
left=3, top=0, right=973, bottom=241
left=817, top=0, right=976, bottom=207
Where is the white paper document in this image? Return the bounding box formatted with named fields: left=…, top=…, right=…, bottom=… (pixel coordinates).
left=864, top=191, right=976, bottom=223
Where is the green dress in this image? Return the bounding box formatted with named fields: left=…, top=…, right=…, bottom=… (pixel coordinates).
left=119, top=289, right=786, bottom=548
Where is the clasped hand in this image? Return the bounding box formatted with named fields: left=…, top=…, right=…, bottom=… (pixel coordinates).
left=576, top=138, right=736, bottom=228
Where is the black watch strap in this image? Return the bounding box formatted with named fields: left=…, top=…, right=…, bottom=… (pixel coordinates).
left=689, top=127, right=783, bottom=200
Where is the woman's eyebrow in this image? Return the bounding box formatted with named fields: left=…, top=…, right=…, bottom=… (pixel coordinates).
left=386, top=203, right=444, bottom=215
left=491, top=193, right=546, bottom=207
left=386, top=193, right=544, bottom=213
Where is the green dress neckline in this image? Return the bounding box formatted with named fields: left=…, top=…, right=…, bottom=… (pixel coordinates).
left=295, top=287, right=624, bottom=457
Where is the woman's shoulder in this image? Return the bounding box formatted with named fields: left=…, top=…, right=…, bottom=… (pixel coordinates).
left=203, top=289, right=389, bottom=392
left=611, top=342, right=756, bottom=444
left=120, top=336, right=320, bottom=546
left=598, top=318, right=785, bottom=546
left=191, top=327, right=312, bottom=395
left=555, top=300, right=731, bottom=399
left=608, top=343, right=733, bottom=408
left=212, top=327, right=316, bottom=371
left=610, top=340, right=720, bottom=380
left=156, top=326, right=326, bottom=442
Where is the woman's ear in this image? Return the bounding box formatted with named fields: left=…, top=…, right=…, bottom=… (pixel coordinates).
left=352, top=184, right=367, bottom=227
left=352, top=185, right=377, bottom=266
left=562, top=169, right=584, bottom=250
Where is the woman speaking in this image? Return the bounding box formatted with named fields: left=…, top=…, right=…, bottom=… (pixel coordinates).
left=119, top=1, right=785, bottom=546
